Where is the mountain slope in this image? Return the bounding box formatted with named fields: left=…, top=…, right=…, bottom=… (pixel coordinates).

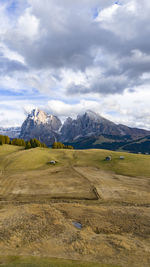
left=19, top=109, right=150, bottom=150
left=60, top=110, right=150, bottom=142
left=20, top=109, right=62, bottom=145
left=121, top=135, right=150, bottom=153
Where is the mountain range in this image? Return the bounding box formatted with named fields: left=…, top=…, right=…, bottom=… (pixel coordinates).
left=18, top=109, right=150, bottom=153
left=0, top=127, right=21, bottom=138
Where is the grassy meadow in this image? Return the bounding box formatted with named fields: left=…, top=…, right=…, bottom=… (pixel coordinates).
left=0, top=256, right=120, bottom=267
left=0, top=145, right=150, bottom=267
left=0, top=144, right=150, bottom=177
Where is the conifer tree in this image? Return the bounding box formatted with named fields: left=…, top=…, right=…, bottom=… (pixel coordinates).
left=25, top=141, right=32, bottom=149
left=52, top=142, right=73, bottom=149
left=0, top=135, right=5, bottom=145
left=4, top=136, right=10, bottom=144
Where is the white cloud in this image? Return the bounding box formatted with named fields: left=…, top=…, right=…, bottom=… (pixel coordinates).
left=17, top=8, right=39, bottom=39
left=0, top=0, right=150, bottom=130
left=96, top=3, right=119, bottom=23
left=0, top=3, right=11, bottom=35
left=47, top=99, right=103, bottom=119
left=0, top=43, right=25, bottom=64
left=0, top=104, right=25, bottom=127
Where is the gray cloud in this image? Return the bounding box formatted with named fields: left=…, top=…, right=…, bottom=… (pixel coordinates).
left=0, top=55, right=27, bottom=75
left=67, top=74, right=129, bottom=95
left=5, top=2, right=118, bottom=71
left=1, top=0, right=150, bottom=97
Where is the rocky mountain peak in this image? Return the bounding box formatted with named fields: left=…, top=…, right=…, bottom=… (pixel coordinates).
left=60, top=110, right=113, bottom=142
left=20, top=109, right=62, bottom=145
left=63, top=117, right=73, bottom=125
left=19, top=108, right=150, bottom=146
left=80, top=110, right=106, bottom=122
left=26, top=109, right=62, bottom=128
left=29, top=109, right=47, bottom=124
left=30, top=108, right=41, bottom=117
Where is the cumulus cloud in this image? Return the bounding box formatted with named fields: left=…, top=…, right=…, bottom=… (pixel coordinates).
left=46, top=92, right=150, bottom=130
left=2, top=0, right=150, bottom=95
left=0, top=0, right=150, bottom=129
left=47, top=99, right=103, bottom=119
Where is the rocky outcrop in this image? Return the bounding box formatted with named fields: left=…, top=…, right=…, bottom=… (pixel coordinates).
left=20, top=109, right=62, bottom=145
left=19, top=109, right=150, bottom=146
left=60, top=110, right=150, bottom=142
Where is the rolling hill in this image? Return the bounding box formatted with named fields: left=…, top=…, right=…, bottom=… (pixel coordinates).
left=0, top=145, right=150, bottom=267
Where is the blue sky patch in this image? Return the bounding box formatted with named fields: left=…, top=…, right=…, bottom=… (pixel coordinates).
left=92, top=7, right=99, bottom=18
left=7, top=1, right=18, bottom=13
left=0, top=88, right=48, bottom=102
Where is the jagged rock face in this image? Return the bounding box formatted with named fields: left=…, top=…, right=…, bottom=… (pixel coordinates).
left=20, top=109, right=150, bottom=146
left=60, top=110, right=150, bottom=142
left=60, top=110, right=122, bottom=142
left=20, top=109, right=62, bottom=145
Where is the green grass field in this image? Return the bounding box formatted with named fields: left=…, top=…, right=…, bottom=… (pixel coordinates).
left=0, top=144, right=150, bottom=177
left=0, top=256, right=120, bottom=267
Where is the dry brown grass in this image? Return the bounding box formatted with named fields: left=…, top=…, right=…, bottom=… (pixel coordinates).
left=74, top=167, right=150, bottom=205
left=0, top=145, right=150, bottom=266
left=0, top=167, right=97, bottom=202
left=0, top=203, right=150, bottom=267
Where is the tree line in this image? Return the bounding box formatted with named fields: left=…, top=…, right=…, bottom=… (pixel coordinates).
left=52, top=142, right=74, bottom=149
left=0, top=135, right=47, bottom=149
left=0, top=135, right=74, bottom=149
left=25, top=139, right=47, bottom=149
left=0, top=135, right=10, bottom=145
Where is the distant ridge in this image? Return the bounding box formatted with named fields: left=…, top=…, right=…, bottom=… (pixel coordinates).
left=0, top=127, right=21, bottom=138
left=60, top=110, right=150, bottom=142
left=19, top=109, right=150, bottom=151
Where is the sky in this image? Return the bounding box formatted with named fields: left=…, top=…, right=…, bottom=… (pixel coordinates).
left=0, top=0, right=150, bottom=129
